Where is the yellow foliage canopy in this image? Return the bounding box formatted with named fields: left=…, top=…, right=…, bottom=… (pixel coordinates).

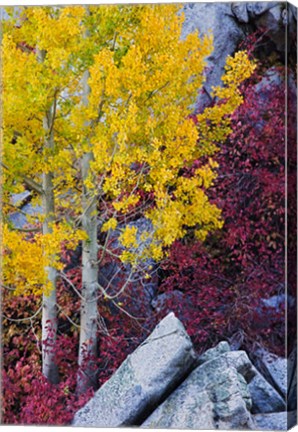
left=2, top=5, right=255, bottom=295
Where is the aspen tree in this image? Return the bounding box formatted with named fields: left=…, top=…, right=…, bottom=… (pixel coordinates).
left=2, top=6, right=87, bottom=383
left=2, top=5, right=255, bottom=391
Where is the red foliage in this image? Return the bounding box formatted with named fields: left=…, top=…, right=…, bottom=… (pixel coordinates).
left=2, top=245, right=154, bottom=425
left=2, top=290, right=90, bottom=424
left=158, top=58, right=295, bottom=356
left=3, top=356, right=93, bottom=425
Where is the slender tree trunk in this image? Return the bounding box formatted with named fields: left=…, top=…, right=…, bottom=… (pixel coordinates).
left=76, top=69, right=99, bottom=394
left=41, top=113, right=59, bottom=384
left=36, top=47, right=59, bottom=384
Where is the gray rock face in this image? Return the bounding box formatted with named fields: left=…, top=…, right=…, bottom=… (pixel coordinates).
left=254, top=68, right=284, bottom=96
left=11, top=191, right=31, bottom=205
left=182, top=2, right=245, bottom=112
left=253, top=411, right=297, bottom=431
left=9, top=193, right=42, bottom=229
left=288, top=347, right=297, bottom=411
left=151, top=290, right=184, bottom=311
left=253, top=348, right=287, bottom=398
left=254, top=67, right=296, bottom=99
left=73, top=326, right=295, bottom=429
left=181, top=2, right=296, bottom=113
left=246, top=1, right=280, bottom=18
left=238, top=2, right=296, bottom=53
left=142, top=351, right=256, bottom=430
left=197, top=341, right=231, bottom=365
left=252, top=2, right=288, bottom=52
left=261, top=294, right=296, bottom=311
left=248, top=368, right=286, bottom=414
left=73, top=312, right=197, bottom=427
left=231, top=2, right=250, bottom=23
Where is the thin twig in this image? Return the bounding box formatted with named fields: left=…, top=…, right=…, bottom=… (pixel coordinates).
left=56, top=303, right=80, bottom=328
left=3, top=305, right=42, bottom=323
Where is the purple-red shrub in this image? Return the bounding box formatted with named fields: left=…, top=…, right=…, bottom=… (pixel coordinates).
left=2, top=245, right=154, bottom=424
left=158, top=60, right=294, bottom=356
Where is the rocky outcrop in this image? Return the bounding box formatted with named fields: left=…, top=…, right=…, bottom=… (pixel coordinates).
left=248, top=368, right=286, bottom=414
left=253, top=411, right=297, bottom=430
left=142, top=350, right=255, bottom=429
left=73, top=313, right=197, bottom=427
left=182, top=2, right=246, bottom=112
left=249, top=2, right=294, bottom=52
left=197, top=340, right=230, bottom=365
left=73, top=314, right=295, bottom=429
left=288, top=347, right=297, bottom=411
left=9, top=191, right=42, bottom=229
left=252, top=348, right=287, bottom=398
left=182, top=2, right=296, bottom=112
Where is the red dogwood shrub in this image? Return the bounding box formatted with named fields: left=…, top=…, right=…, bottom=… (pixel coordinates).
left=158, top=56, right=295, bottom=356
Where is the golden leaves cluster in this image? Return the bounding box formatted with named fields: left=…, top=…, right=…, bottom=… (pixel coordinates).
left=2, top=223, right=87, bottom=296
left=2, top=4, right=255, bottom=292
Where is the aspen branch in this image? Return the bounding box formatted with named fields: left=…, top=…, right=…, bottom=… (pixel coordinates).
left=144, top=81, right=170, bottom=103
left=1, top=162, right=42, bottom=194
left=22, top=175, right=43, bottom=195
left=111, top=31, right=118, bottom=51
left=110, top=299, right=147, bottom=323
left=2, top=305, right=42, bottom=322
left=56, top=303, right=80, bottom=328
left=1, top=283, right=16, bottom=292
left=59, top=271, right=85, bottom=301
left=96, top=244, right=121, bottom=260
left=4, top=202, right=30, bottom=216
left=94, top=266, right=134, bottom=301
left=12, top=227, right=41, bottom=233
left=96, top=314, right=109, bottom=336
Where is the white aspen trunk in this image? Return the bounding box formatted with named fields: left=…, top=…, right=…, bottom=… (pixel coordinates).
left=76, top=69, right=99, bottom=394
left=37, top=47, right=59, bottom=384
left=41, top=114, right=59, bottom=384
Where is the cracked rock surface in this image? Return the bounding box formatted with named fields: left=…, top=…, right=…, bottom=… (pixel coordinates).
left=73, top=312, right=196, bottom=427
left=142, top=350, right=255, bottom=430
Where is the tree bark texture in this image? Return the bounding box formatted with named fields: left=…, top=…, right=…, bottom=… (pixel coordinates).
left=77, top=68, right=99, bottom=394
